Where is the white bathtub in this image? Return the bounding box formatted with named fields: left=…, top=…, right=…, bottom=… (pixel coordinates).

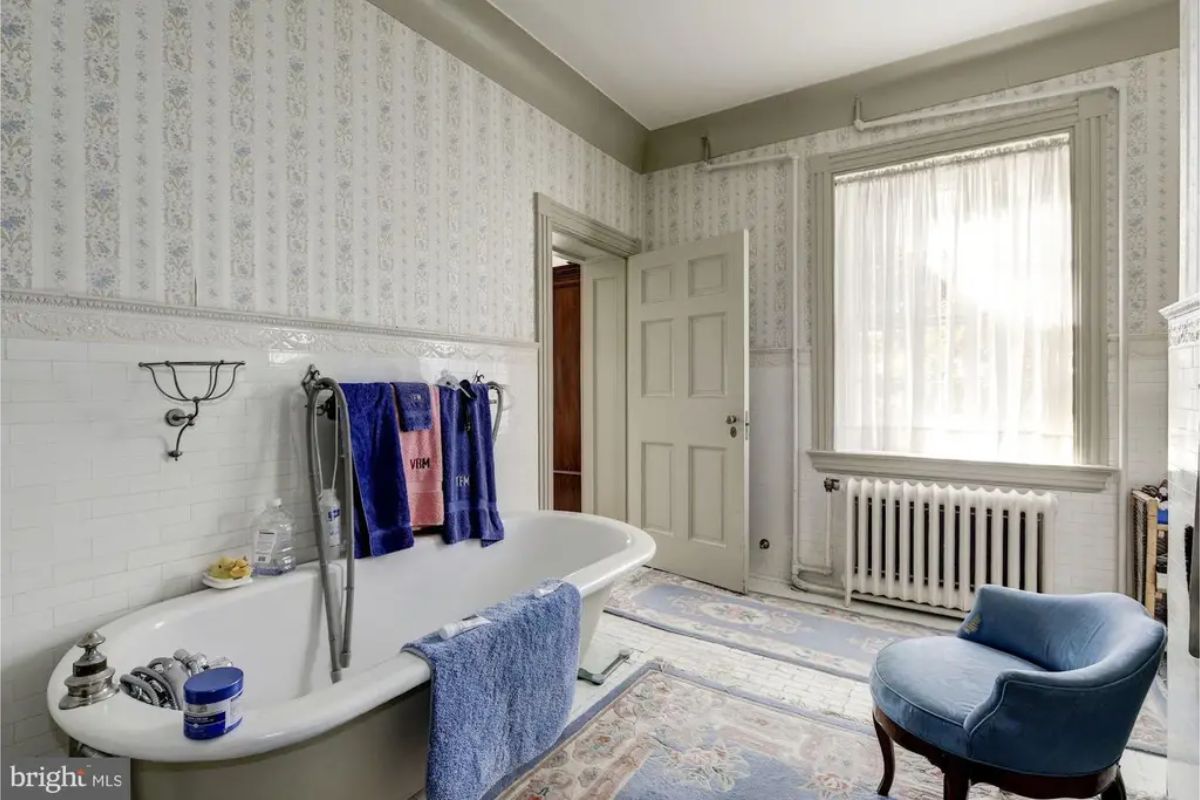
left=47, top=511, right=654, bottom=799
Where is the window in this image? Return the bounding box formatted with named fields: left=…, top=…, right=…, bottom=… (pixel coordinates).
left=834, top=133, right=1073, bottom=463
left=809, top=94, right=1113, bottom=487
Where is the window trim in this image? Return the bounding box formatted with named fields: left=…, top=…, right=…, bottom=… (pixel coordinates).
left=807, top=451, right=1115, bottom=493
left=808, top=91, right=1114, bottom=478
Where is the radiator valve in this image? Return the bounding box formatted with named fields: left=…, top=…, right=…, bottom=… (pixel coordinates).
left=823, top=477, right=841, bottom=492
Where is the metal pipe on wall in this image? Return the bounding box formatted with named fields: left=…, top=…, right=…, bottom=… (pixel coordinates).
left=700, top=151, right=814, bottom=587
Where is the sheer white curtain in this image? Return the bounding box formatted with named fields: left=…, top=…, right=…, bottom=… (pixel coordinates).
left=833, top=133, right=1074, bottom=464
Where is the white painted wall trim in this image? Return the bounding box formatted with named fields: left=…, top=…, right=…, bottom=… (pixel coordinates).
left=807, top=450, right=1116, bottom=493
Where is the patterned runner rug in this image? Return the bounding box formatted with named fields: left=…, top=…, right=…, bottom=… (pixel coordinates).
left=605, top=568, right=1167, bottom=756
left=489, top=661, right=1156, bottom=799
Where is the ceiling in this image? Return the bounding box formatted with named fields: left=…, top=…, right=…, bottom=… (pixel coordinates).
left=488, top=0, right=1118, bottom=129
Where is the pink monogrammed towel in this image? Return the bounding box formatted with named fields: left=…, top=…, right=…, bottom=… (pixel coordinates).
left=394, top=384, right=444, bottom=528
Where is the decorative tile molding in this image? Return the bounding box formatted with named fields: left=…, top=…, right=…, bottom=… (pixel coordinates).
left=1, top=290, right=538, bottom=361
left=1163, top=295, right=1200, bottom=345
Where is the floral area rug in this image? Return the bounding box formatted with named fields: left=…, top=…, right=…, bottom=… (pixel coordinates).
left=489, top=662, right=1154, bottom=800
left=605, top=568, right=1167, bottom=757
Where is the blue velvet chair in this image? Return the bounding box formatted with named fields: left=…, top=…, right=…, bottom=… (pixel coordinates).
left=869, top=586, right=1165, bottom=800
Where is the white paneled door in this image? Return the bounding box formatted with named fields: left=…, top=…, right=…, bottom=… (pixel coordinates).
left=627, top=231, right=749, bottom=592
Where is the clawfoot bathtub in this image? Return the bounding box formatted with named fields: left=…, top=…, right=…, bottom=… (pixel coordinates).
left=48, top=511, right=655, bottom=800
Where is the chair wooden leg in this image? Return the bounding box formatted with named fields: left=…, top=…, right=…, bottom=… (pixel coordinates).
left=872, top=717, right=895, bottom=796
left=874, top=705, right=1120, bottom=800
left=942, top=766, right=970, bottom=800
left=1100, top=769, right=1126, bottom=800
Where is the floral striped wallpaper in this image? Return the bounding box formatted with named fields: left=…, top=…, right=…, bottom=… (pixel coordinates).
left=645, top=51, right=1180, bottom=348
left=0, top=0, right=642, bottom=341
left=0, top=2, right=1179, bottom=348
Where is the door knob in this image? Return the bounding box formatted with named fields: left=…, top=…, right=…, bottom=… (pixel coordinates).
left=725, top=414, right=738, bottom=424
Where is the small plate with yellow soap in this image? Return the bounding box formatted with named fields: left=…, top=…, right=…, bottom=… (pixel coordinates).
left=202, top=555, right=254, bottom=590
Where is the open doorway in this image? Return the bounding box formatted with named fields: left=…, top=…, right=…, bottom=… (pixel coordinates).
left=549, top=231, right=628, bottom=518
left=552, top=255, right=582, bottom=511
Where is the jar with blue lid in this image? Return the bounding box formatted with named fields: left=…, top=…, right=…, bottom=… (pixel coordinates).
left=183, top=667, right=244, bottom=740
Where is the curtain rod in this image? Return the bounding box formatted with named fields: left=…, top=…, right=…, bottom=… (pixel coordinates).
left=700, top=151, right=799, bottom=172
left=835, top=131, right=1070, bottom=184
left=852, top=83, right=1119, bottom=130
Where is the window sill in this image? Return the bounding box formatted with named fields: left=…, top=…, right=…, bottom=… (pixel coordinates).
left=806, top=450, right=1116, bottom=493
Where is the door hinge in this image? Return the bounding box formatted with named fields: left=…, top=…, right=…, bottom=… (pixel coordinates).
left=744, top=410, right=750, bottom=441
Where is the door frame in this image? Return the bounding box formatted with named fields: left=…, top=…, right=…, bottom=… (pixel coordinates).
left=534, top=193, right=641, bottom=510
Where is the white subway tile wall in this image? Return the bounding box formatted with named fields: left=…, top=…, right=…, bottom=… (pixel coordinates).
left=1128, top=338, right=1171, bottom=486
left=0, top=334, right=539, bottom=755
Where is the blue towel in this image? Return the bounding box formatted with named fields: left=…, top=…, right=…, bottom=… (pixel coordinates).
left=403, top=581, right=581, bottom=800
left=438, top=384, right=504, bottom=545
left=392, top=382, right=433, bottom=431
left=340, top=382, right=413, bottom=558
left=465, top=383, right=504, bottom=544
left=438, top=385, right=472, bottom=545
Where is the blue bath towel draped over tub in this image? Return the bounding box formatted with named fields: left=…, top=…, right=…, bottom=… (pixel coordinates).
left=438, top=384, right=504, bottom=545
left=403, top=581, right=581, bottom=800
left=340, top=382, right=413, bottom=557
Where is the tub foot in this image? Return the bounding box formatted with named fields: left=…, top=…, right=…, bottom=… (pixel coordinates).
left=577, top=648, right=632, bottom=685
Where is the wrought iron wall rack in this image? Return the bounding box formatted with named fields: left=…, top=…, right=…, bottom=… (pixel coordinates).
left=138, top=360, right=245, bottom=460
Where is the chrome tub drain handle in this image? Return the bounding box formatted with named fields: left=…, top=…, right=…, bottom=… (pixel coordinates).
left=60, top=631, right=118, bottom=710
